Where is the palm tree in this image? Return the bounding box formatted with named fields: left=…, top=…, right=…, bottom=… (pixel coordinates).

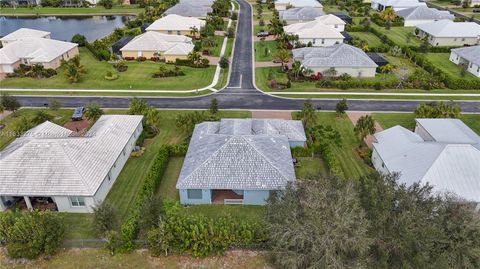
left=291, top=61, right=304, bottom=81
left=354, top=115, right=376, bottom=144
left=187, top=51, right=202, bottom=66
left=61, top=55, right=86, bottom=83
left=28, top=64, right=45, bottom=79
left=201, top=36, right=216, bottom=48
left=380, top=8, right=396, bottom=29
left=189, top=26, right=199, bottom=38
left=274, top=49, right=290, bottom=70
left=379, top=64, right=394, bottom=74
left=85, top=103, right=104, bottom=122
left=299, top=100, right=317, bottom=130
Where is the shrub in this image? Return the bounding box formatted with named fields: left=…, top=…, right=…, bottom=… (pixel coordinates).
left=93, top=203, right=118, bottom=236
left=0, top=210, right=65, bottom=259
left=71, top=34, right=87, bottom=46
left=152, top=66, right=185, bottom=78
left=219, top=57, right=229, bottom=68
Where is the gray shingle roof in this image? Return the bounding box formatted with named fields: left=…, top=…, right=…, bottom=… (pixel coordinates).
left=396, top=6, right=454, bottom=21
left=164, top=3, right=212, bottom=18
left=0, top=115, right=143, bottom=197
left=292, top=43, right=378, bottom=68
left=279, top=7, right=325, bottom=21
left=451, top=45, right=480, bottom=67
left=176, top=119, right=306, bottom=190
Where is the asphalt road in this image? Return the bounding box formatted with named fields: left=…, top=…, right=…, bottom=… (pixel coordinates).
left=8, top=0, right=480, bottom=112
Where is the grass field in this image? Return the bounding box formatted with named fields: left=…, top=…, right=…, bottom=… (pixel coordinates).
left=371, top=25, right=421, bottom=47
left=349, top=32, right=384, bottom=47
left=373, top=113, right=480, bottom=134
left=0, top=108, right=73, bottom=150
left=254, top=40, right=278, bottom=61
left=0, top=249, right=269, bottom=269
left=1, top=48, right=216, bottom=91
left=425, top=53, right=479, bottom=80
left=295, top=157, right=330, bottom=179
left=0, top=5, right=143, bottom=15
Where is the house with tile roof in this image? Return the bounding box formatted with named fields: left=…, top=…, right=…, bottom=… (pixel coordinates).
left=415, top=20, right=480, bottom=46
left=279, top=7, right=325, bottom=24
left=146, top=14, right=206, bottom=37
left=164, top=3, right=213, bottom=19
left=0, top=30, right=78, bottom=76
left=449, top=45, right=480, bottom=77
left=0, top=28, right=51, bottom=46
left=176, top=118, right=306, bottom=205
left=372, top=119, right=480, bottom=212
left=292, top=44, right=378, bottom=77
left=0, top=115, right=143, bottom=213
left=284, top=18, right=345, bottom=47
left=396, top=6, right=454, bottom=26
left=465, top=0, right=480, bottom=7
left=120, top=31, right=194, bottom=61
left=274, top=0, right=323, bottom=11
left=371, top=0, right=426, bottom=11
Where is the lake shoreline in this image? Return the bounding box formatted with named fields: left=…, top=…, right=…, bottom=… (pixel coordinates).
left=0, top=12, right=139, bottom=17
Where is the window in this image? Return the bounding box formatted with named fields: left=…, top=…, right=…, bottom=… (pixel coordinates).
left=187, top=189, right=203, bottom=199
left=461, top=38, right=465, bottom=41
left=334, top=24, right=338, bottom=28
left=167, top=30, right=172, bottom=34
left=177, top=31, right=181, bottom=35
left=453, top=38, right=457, bottom=41
left=312, top=39, right=316, bottom=44
left=321, top=39, right=325, bottom=44
left=70, top=197, right=85, bottom=207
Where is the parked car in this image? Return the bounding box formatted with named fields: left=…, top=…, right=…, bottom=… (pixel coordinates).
left=72, top=107, right=85, bottom=121
left=256, top=31, right=269, bottom=37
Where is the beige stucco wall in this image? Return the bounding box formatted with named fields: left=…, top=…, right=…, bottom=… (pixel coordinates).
left=41, top=46, right=79, bottom=70
left=430, top=36, right=479, bottom=46
left=308, top=66, right=377, bottom=78
left=164, top=54, right=189, bottom=62
left=122, top=50, right=159, bottom=59
left=0, top=61, right=21, bottom=74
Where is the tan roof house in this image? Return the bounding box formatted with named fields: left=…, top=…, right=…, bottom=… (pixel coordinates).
left=146, top=14, right=206, bottom=37
left=120, top=31, right=194, bottom=62
left=0, top=28, right=50, bottom=46
left=0, top=34, right=78, bottom=75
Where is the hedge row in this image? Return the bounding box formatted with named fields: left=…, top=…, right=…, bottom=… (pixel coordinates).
left=120, top=145, right=171, bottom=251
left=316, top=76, right=399, bottom=89
left=317, top=142, right=343, bottom=177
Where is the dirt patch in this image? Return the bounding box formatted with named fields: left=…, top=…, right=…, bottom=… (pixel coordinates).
left=63, top=119, right=90, bottom=136
left=252, top=110, right=293, bottom=120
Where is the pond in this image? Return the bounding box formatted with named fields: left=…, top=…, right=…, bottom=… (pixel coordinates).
left=0, top=15, right=133, bottom=42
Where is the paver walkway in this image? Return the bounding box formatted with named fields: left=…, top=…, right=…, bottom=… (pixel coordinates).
left=346, top=111, right=384, bottom=149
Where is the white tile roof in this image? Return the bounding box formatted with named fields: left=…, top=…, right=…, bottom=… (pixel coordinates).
left=164, top=3, right=212, bottom=18
left=0, top=115, right=143, bottom=197
left=279, top=7, right=325, bottom=21
left=451, top=45, right=480, bottom=67
left=179, top=0, right=214, bottom=6
left=396, top=6, right=454, bottom=21
left=146, top=14, right=206, bottom=32
left=0, top=28, right=50, bottom=43
left=314, top=14, right=346, bottom=26
left=120, top=31, right=194, bottom=55
left=416, top=20, right=480, bottom=38
left=372, top=0, right=427, bottom=9
left=416, top=118, right=480, bottom=147
left=275, top=0, right=323, bottom=8
left=373, top=121, right=480, bottom=203
left=176, top=119, right=306, bottom=190
left=284, top=19, right=344, bottom=39
left=292, top=43, right=378, bottom=68
left=0, top=37, right=77, bottom=65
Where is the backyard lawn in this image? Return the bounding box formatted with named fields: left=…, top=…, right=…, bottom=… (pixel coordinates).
left=425, top=53, right=479, bottom=80
left=0, top=5, right=143, bottom=15
left=373, top=113, right=480, bottom=134
left=349, top=32, right=384, bottom=47
left=371, top=25, right=421, bottom=47
left=1, top=48, right=216, bottom=91
left=255, top=40, right=278, bottom=61
left=295, top=157, right=330, bottom=179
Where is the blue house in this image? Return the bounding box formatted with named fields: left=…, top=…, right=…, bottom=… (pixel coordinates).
left=176, top=118, right=307, bottom=205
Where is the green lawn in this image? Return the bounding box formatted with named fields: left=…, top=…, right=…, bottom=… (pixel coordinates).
left=0, top=248, right=270, bottom=269
left=373, top=113, right=480, bottom=135
left=1, top=48, right=216, bottom=91
left=295, top=157, right=330, bottom=179
left=156, top=157, right=183, bottom=201
left=254, top=40, right=278, bottom=61
left=371, top=25, right=421, bottom=47
left=425, top=53, right=479, bottom=80
left=59, top=213, right=95, bottom=240
left=0, top=5, right=143, bottom=15
left=225, top=37, right=235, bottom=58
left=349, top=32, right=384, bottom=47
left=208, top=36, right=227, bottom=57
left=0, top=108, right=73, bottom=150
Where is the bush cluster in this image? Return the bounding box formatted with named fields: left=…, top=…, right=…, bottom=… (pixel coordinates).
left=148, top=214, right=267, bottom=257
left=7, top=64, right=57, bottom=79
left=152, top=66, right=185, bottom=78
left=174, top=58, right=210, bottom=68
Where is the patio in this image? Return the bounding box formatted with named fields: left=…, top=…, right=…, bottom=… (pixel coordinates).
left=212, top=190, right=244, bottom=204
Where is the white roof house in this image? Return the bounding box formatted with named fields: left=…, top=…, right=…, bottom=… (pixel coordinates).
left=0, top=37, right=78, bottom=65
left=0, top=28, right=50, bottom=45
left=120, top=31, right=194, bottom=56
left=279, top=7, right=325, bottom=23
left=284, top=19, right=344, bottom=47
left=275, top=0, right=323, bottom=11
left=292, top=44, right=378, bottom=77
left=396, top=6, right=454, bottom=26
left=314, top=14, right=346, bottom=31
left=179, top=0, right=214, bottom=7
left=449, top=45, right=480, bottom=77
left=415, top=20, right=480, bottom=46
left=372, top=119, right=480, bottom=209
left=371, top=0, right=427, bottom=11
left=146, top=14, right=206, bottom=33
